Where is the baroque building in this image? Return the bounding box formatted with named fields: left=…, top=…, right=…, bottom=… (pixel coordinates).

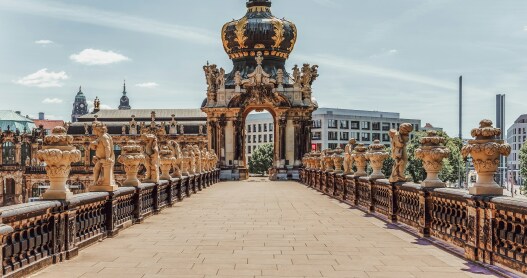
left=201, top=0, right=318, bottom=180
left=71, top=86, right=89, bottom=122
left=118, top=81, right=131, bottom=110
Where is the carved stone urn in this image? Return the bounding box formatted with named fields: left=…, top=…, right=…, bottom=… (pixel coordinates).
left=159, top=145, right=176, bottom=180
left=462, top=119, right=511, bottom=195
left=324, top=149, right=335, bottom=172
left=365, top=140, right=390, bottom=179
left=117, top=140, right=145, bottom=187
left=313, top=151, right=321, bottom=170
left=332, top=147, right=345, bottom=173
left=37, top=126, right=81, bottom=200
left=415, top=131, right=450, bottom=188
left=352, top=144, right=368, bottom=177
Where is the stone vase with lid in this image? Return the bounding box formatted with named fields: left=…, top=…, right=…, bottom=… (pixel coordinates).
left=461, top=119, right=511, bottom=195
left=365, top=140, right=390, bottom=179
left=37, top=126, right=81, bottom=200
left=332, top=147, right=345, bottom=173
left=159, top=145, right=176, bottom=180
left=118, top=140, right=145, bottom=187
left=352, top=144, right=368, bottom=177
left=415, top=131, right=450, bottom=188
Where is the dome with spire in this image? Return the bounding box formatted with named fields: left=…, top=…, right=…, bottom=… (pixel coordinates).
left=71, top=86, right=89, bottom=122
left=118, top=81, right=131, bottom=110
left=221, top=0, right=297, bottom=85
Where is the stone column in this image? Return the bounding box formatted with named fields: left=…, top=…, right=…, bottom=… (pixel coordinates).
left=159, top=146, right=176, bottom=180
left=462, top=119, right=511, bottom=195
left=37, top=126, right=81, bottom=200
left=117, top=141, right=145, bottom=187
left=415, top=131, right=450, bottom=188
left=365, top=140, right=389, bottom=179
left=352, top=144, right=368, bottom=177
left=279, top=118, right=287, bottom=163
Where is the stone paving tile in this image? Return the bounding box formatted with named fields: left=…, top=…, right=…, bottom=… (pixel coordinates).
left=32, top=180, right=498, bottom=278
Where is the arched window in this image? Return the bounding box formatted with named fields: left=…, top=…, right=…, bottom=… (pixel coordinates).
left=2, top=142, right=16, bottom=165
left=114, top=145, right=122, bottom=165
left=3, top=178, right=17, bottom=205
left=21, top=143, right=31, bottom=165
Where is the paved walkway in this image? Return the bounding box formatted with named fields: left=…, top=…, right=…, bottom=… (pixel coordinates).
left=33, top=179, right=497, bottom=278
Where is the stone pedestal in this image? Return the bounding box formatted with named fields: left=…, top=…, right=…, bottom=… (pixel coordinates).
left=365, top=140, right=389, bottom=180
left=352, top=144, right=368, bottom=177
left=37, top=126, right=81, bottom=200
left=462, top=119, right=511, bottom=196
left=415, top=131, right=450, bottom=188
left=118, top=141, right=145, bottom=187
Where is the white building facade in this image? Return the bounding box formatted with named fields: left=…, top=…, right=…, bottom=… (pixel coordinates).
left=245, top=113, right=274, bottom=164
left=507, top=114, right=527, bottom=185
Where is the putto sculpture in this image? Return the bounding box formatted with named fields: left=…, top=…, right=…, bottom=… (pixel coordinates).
left=118, top=140, right=145, bottom=187
left=462, top=119, right=511, bottom=195
left=344, top=138, right=356, bottom=175
left=90, top=121, right=118, bottom=192
left=415, top=131, right=450, bottom=187
left=142, top=134, right=160, bottom=183
left=36, top=126, right=81, bottom=200
left=388, top=123, right=414, bottom=183
left=168, top=141, right=183, bottom=178
left=365, top=140, right=390, bottom=179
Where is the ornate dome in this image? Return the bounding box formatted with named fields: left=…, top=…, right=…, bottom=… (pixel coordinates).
left=221, top=0, right=297, bottom=85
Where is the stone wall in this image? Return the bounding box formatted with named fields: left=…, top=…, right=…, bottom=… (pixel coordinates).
left=300, top=169, right=527, bottom=275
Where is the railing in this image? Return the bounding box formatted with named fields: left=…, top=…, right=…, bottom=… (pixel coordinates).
left=0, top=169, right=221, bottom=278
left=300, top=168, right=527, bottom=275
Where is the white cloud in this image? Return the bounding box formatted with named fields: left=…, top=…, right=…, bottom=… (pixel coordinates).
left=70, top=49, right=130, bottom=65
left=14, top=68, right=68, bottom=88
left=42, top=98, right=63, bottom=104
left=87, top=100, right=113, bottom=111
left=388, top=49, right=398, bottom=54
left=0, top=0, right=215, bottom=45
left=135, top=82, right=159, bottom=88
left=35, top=39, right=53, bottom=45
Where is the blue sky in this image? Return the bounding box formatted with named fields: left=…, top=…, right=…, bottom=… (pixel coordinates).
left=0, top=0, right=526, bottom=136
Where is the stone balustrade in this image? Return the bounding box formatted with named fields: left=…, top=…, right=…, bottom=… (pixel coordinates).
left=300, top=168, right=527, bottom=275
left=0, top=170, right=220, bottom=278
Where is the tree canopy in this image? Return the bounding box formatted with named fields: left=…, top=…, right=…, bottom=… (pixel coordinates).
left=519, top=142, right=527, bottom=192
left=248, top=143, right=274, bottom=175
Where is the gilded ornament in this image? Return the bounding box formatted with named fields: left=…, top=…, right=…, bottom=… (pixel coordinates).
left=234, top=17, right=248, bottom=49
left=272, top=19, right=284, bottom=48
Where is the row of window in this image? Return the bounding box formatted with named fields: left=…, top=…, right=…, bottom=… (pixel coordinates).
left=313, top=132, right=391, bottom=142
left=247, top=134, right=274, bottom=144
left=2, top=142, right=31, bottom=165
left=247, top=123, right=274, bottom=133
left=313, top=120, right=419, bottom=132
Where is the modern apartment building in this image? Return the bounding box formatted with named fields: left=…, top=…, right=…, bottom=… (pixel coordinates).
left=507, top=114, right=527, bottom=185
left=310, top=108, right=421, bottom=150
left=245, top=108, right=421, bottom=164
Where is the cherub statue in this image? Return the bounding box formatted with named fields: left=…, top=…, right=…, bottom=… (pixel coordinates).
left=90, top=121, right=118, bottom=191
left=344, top=138, right=357, bottom=175
left=292, top=65, right=301, bottom=87
left=234, top=71, right=242, bottom=87
left=388, top=123, right=414, bottom=183
left=142, top=134, right=160, bottom=183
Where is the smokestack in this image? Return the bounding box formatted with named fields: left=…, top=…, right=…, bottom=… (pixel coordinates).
left=15, top=111, right=21, bottom=115
left=38, top=112, right=45, bottom=120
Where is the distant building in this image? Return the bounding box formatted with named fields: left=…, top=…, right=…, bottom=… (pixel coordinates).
left=506, top=114, right=527, bottom=185
left=310, top=108, right=421, bottom=151
left=245, top=108, right=421, bottom=164
left=0, top=110, right=35, bottom=133
left=71, top=86, right=89, bottom=122
left=32, top=112, right=65, bottom=135
left=118, top=81, right=131, bottom=110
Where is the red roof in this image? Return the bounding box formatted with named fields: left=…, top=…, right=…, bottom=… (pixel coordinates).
left=33, top=120, right=65, bottom=130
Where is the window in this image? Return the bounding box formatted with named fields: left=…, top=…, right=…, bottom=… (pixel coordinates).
left=248, top=146, right=252, bottom=154
left=340, top=120, right=349, bottom=129
left=328, top=131, right=338, bottom=140
left=372, top=122, right=380, bottom=131
left=258, top=135, right=262, bottom=143
left=270, top=134, right=273, bottom=142
left=264, top=134, right=268, bottom=142
left=270, top=123, right=274, bottom=131
left=248, top=136, right=251, bottom=143
left=340, top=132, right=349, bottom=141
left=253, top=135, right=256, bottom=142
left=414, top=124, right=419, bottom=132
left=258, top=124, right=262, bottom=132
left=2, top=142, right=15, bottom=165
left=312, top=132, right=321, bottom=140
left=361, top=121, right=371, bottom=130
left=328, top=143, right=338, bottom=149
left=372, top=133, right=381, bottom=141
left=253, top=124, right=256, bottom=132
left=382, top=123, right=391, bottom=131
left=312, top=120, right=322, bottom=128
left=248, top=125, right=251, bottom=133
left=350, top=121, right=360, bottom=129
left=21, top=143, right=31, bottom=165
left=264, top=124, right=268, bottom=132
left=328, top=120, right=338, bottom=129
left=361, top=132, right=370, bottom=141
left=382, top=134, right=390, bottom=142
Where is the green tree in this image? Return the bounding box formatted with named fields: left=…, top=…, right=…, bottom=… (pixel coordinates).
left=382, top=147, right=394, bottom=178
left=519, top=142, right=527, bottom=193
left=248, top=143, right=274, bottom=175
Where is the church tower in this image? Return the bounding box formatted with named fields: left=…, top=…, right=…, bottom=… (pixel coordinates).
left=118, top=81, right=131, bottom=110
left=71, top=86, right=88, bottom=122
